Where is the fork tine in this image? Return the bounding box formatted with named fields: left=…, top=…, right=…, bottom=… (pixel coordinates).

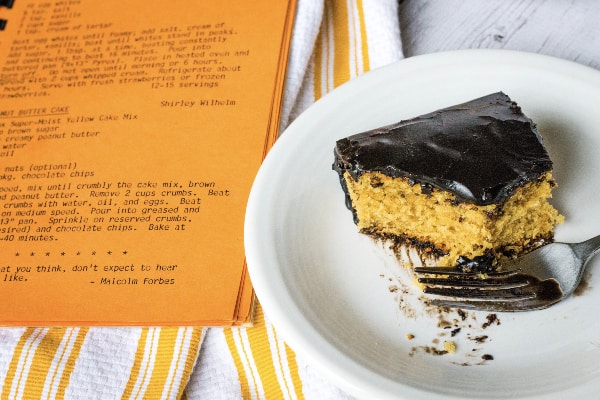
left=413, top=266, right=519, bottom=278
left=426, top=297, right=551, bottom=312
left=417, top=273, right=529, bottom=288
left=422, top=284, right=536, bottom=300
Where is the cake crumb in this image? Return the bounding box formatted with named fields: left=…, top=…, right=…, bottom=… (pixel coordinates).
left=471, top=335, right=488, bottom=344
left=443, top=341, right=456, bottom=354
left=482, top=313, right=500, bottom=329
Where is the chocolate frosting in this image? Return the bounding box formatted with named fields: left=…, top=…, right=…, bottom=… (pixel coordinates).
left=333, top=92, right=552, bottom=205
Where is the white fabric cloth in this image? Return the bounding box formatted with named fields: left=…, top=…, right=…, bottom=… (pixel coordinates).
left=188, top=0, right=403, bottom=398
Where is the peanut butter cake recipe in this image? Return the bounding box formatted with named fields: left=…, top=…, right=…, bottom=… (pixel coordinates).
left=332, top=92, right=563, bottom=270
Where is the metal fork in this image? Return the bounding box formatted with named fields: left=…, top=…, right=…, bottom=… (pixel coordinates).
left=414, top=234, right=600, bottom=312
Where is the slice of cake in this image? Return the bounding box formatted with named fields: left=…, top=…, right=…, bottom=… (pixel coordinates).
left=332, top=92, right=563, bottom=268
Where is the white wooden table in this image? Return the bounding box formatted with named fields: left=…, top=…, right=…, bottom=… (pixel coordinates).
left=398, top=0, right=600, bottom=70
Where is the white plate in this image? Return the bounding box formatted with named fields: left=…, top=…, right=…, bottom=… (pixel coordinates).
left=244, top=50, right=600, bottom=400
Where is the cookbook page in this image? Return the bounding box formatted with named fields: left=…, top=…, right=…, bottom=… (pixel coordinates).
left=0, top=0, right=295, bottom=325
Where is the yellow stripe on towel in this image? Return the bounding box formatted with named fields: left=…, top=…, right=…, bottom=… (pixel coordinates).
left=225, top=304, right=304, bottom=400
left=314, top=0, right=371, bottom=100
left=42, top=327, right=88, bottom=400
left=123, top=327, right=202, bottom=400
left=1, top=327, right=88, bottom=400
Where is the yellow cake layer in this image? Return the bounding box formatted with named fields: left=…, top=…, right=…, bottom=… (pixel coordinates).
left=343, top=171, right=564, bottom=267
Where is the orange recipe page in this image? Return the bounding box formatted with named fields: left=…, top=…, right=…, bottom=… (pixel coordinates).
left=0, top=0, right=295, bottom=325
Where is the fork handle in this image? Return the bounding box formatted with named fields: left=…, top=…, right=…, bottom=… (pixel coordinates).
left=571, top=233, right=600, bottom=263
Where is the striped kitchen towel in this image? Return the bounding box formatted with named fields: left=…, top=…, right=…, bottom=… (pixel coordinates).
left=185, top=0, right=403, bottom=399
left=0, top=1, right=402, bottom=398
left=0, top=327, right=202, bottom=399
